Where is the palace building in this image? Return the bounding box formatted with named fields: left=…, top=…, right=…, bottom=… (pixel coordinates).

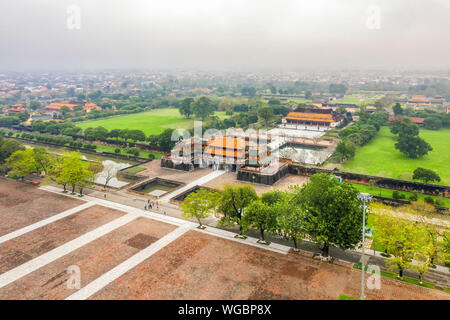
left=170, top=134, right=272, bottom=171
left=44, top=101, right=102, bottom=114
left=281, top=108, right=344, bottom=129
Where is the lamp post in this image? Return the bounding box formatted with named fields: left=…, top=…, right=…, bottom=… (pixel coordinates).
left=357, top=192, right=372, bottom=300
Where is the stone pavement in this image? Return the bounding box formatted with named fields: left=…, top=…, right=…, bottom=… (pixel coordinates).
left=57, top=185, right=450, bottom=288
left=0, top=182, right=447, bottom=299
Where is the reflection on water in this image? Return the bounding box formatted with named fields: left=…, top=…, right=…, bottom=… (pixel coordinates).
left=279, top=145, right=332, bottom=165
left=95, top=159, right=132, bottom=188
left=25, top=143, right=136, bottom=188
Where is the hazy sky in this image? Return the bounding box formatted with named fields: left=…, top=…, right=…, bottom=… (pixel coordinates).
left=1, top=0, right=449, bottom=71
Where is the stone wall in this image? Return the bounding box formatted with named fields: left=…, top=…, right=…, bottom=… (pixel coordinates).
left=237, top=164, right=289, bottom=185
left=289, top=165, right=450, bottom=198
left=160, top=158, right=198, bottom=171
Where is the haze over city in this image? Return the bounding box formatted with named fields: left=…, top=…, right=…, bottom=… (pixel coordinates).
left=1, top=0, right=450, bottom=71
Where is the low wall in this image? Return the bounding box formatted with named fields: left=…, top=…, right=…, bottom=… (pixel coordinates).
left=289, top=165, right=450, bottom=198
left=160, top=158, right=199, bottom=171
left=7, top=136, right=150, bottom=163
left=237, top=164, right=289, bottom=185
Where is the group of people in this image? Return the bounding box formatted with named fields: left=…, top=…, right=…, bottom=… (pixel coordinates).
left=144, top=199, right=159, bottom=211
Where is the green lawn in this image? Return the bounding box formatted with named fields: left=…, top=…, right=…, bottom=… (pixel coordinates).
left=352, top=264, right=440, bottom=290
left=333, top=94, right=383, bottom=106
left=123, top=166, right=146, bottom=174
left=76, top=108, right=193, bottom=135
left=338, top=294, right=359, bottom=300
left=342, top=126, right=450, bottom=185
left=351, top=183, right=450, bottom=208
left=77, top=108, right=232, bottom=135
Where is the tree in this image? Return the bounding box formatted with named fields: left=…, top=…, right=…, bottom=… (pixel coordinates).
left=56, top=152, right=93, bottom=194
left=48, top=155, right=68, bottom=191
left=404, top=202, right=442, bottom=267
left=390, top=119, right=419, bottom=137
left=179, top=97, right=194, bottom=118
left=181, top=189, right=219, bottom=228
left=0, top=136, right=24, bottom=164
left=395, top=135, right=432, bottom=158
left=6, top=149, right=36, bottom=181
left=243, top=199, right=278, bottom=243
left=98, top=162, right=118, bottom=189
left=305, top=91, right=312, bottom=100
left=29, top=101, right=41, bottom=110
left=276, top=192, right=307, bottom=250
left=191, top=96, right=214, bottom=120
left=329, top=83, right=347, bottom=95
left=372, top=209, right=421, bottom=279
left=257, top=106, right=274, bottom=125
left=442, top=232, right=450, bottom=267
left=293, top=173, right=363, bottom=257
left=217, top=185, right=258, bottom=236
left=108, top=129, right=121, bottom=139
left=412, top=167, right=441, bottom=183
left=392, top=103, right=403, bottom=115
left=423, top=117, right=442, bottom=130
left=158, top=128, right=176, bottom=151
left=60, top=105, right=71, bottom=118
left=33, top=147, right=52, bottom=174
left=335, top=140, right=356, bottom=162
left=128, top=130, right=146, bottom=142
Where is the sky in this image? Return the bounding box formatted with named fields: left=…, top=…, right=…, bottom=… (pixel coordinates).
left=0, top=0, right=449, bottom=72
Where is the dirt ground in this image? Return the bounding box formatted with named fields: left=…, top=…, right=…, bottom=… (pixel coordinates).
left=0, top=217, right=176, bottom=300
left=203, top=173, right=309, bottom=194
left=0, top=205, right=125, bottom=274
left=91, top=231, right=449, bottom=300
left=0, top=179, right=84, bottom=236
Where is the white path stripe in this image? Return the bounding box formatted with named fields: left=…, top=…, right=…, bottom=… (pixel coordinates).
left=40, top=186, right=187, bottom=227
left=0, top=213, right=138, bottom=289
left=158, top=170, right=225, bottom=203
left=0, top=202, right=96, bottom=245
left=66, top=224, right=192, bottom=300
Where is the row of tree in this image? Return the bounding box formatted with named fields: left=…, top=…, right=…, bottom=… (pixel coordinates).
left=371, top=202, right=450, bottom=282
left=5, top=148, right=103, bottom=195
left=182, top=173, right=364, bottom=257
left=393, top=104, right=450, bottom=130
left=334, top=112, right=389, bottom=162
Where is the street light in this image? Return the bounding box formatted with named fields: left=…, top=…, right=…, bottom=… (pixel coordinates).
left=357, top=192, right=372, bottom=300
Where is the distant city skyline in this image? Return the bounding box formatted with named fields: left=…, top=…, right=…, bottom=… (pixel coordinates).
left=1, top=0, right=450, bottom=71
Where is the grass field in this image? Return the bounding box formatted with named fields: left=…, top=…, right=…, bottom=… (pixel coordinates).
left=350, top=183, right=450, bottom=207
left=333, top=94, right=384, bottom=105
left=76, top=108, right=193, bottom=135
left=77, top=108, right=232, bottom=135
left=342, top=126, right=450, bottom=185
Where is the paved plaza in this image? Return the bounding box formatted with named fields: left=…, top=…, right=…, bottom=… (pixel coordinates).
left=0, top=179, right=448, bottom=300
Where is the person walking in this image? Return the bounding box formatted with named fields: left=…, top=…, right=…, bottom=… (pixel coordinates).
left=144, top=204, right=147, bottom=210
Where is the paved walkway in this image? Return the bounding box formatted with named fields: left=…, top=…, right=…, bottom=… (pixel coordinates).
left=158, top=169, right=226, bottom=203
left=12, top=185, right=444, bottom=292
left=0, top=212, right=139, bottom=289
left=66, top=224, right=193, bottom=300
left=0, top=202, right=96, bottom=245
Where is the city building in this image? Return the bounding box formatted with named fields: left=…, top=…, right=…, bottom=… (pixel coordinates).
left=2, top=104, right=26, bottom=115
